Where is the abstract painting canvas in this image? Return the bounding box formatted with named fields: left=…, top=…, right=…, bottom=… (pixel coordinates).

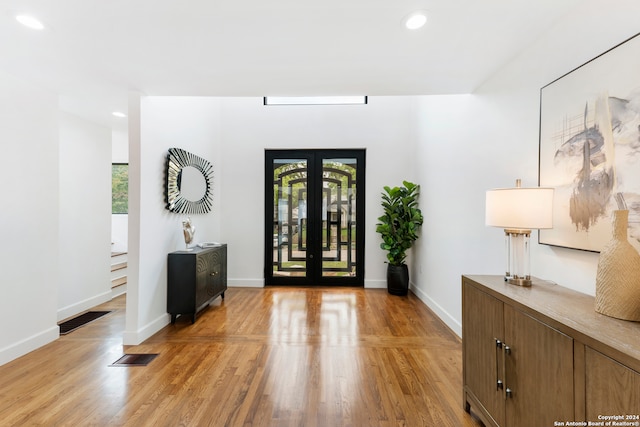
left=539, top=32, right=640, bottom=252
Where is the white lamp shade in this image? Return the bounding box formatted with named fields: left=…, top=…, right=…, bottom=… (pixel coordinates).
left=486, top=187, right=554, bottom=229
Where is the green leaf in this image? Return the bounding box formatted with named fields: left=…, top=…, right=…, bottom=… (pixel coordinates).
left=376, top=180, right=423, bottom=266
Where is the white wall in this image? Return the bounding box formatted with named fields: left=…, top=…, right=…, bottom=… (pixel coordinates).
left=412, top=0, right=640, bottom=335
left=58, top=112, right=112, bottom=321
left=125, top=96, right=223, bottom=345
left=412, top=94, right=505, bottom=333
left=0, top=70, right=60, bottom=366
left=112, top=129, right=129, bottom=162
left=218, top=97, right=418, bottom=287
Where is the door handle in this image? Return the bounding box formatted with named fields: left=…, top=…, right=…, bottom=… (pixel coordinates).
left=502, top=343, right=515, bottom=399
left=502, top=342, right=510, bottom=400
left=495, top=338, right=503, bottom=394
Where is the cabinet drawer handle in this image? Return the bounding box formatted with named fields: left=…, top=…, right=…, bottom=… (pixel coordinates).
left=502, top=342, right=510, bottom=399
left=210, top=272, right=218, bottom=276
left=505, top=388, right=513, bottom=398
left=495, top=338, right=503, bottom=396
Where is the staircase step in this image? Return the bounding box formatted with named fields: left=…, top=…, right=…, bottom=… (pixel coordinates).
left=112, top=276, right=127, bottom=288
left=111, top=261, right=127, bottom=272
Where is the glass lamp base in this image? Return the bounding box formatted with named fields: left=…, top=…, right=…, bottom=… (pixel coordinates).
left=505, top=276, right=532, bottom=287
left=503, top=229, right=532, bottom=287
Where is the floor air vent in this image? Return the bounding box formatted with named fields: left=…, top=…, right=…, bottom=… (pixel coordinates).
left=110, top=354, right=159, bottom=367
left=58, top=311, right=111, bottom=335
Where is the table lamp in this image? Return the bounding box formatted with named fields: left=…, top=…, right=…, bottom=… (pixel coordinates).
left=485, top=179, right=554, bottom=286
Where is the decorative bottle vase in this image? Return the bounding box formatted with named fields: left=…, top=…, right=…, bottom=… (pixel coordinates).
left=595, top=210, right=640, bottom=321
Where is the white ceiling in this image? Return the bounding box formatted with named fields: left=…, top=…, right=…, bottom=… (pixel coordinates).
left=0, top=0, right=584, bottom=130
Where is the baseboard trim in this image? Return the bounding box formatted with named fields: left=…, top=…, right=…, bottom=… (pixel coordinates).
left=111, top=284, right=127, bottom=299
left=228, top=279, right=264, bottom=288
left=57, top=290, right=112, bottom=322
left=410, top=283, right=462, bottom=337
left=228, top=278, right=388, bottom=289
left=0, top=326, right=59, bottom=367
left=123, top=313, right=170, bottom=346
left=365, top=279, right=386, bottom=289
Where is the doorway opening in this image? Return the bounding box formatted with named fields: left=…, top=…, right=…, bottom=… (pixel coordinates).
left=264, top=149, right=365, bottom=286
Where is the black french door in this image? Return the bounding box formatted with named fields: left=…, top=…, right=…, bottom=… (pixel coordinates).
left=264, top=149, right=365, bottom=286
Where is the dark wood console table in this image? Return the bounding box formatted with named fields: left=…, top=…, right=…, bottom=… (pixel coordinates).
left=167, top=245, right=227, bottom=324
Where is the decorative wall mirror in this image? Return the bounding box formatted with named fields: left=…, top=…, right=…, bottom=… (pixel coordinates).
left=165, top=148, right=214, bottom=214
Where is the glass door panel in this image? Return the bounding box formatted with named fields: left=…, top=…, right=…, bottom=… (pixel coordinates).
left=321, top=158, right=357, bottom=277
left=272, top=158, right=308, bottom=278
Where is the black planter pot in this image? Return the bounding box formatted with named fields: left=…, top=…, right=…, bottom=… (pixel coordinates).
left=387, top=264, right=409, bottom=296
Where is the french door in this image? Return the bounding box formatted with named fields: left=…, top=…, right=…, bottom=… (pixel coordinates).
left=264, top=149, right=365, bottom=286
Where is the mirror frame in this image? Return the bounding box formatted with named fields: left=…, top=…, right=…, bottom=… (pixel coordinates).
left=165, top=148, right=214, bottom=214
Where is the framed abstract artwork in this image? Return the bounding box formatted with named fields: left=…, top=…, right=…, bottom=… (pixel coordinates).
left=539, top=32, right=640, bottom=253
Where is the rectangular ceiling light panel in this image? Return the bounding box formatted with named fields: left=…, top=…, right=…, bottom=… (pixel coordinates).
left=264, top=96, right=368, bottom=106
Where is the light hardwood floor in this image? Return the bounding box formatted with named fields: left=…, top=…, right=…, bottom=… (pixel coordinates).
left=0, top=287, right=483, bottom=426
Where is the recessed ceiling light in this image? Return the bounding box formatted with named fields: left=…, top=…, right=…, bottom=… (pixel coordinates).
left=16, top=14, right=45, bottom=30
left=112, top=111, right=127, bottom=118
left=404, top=11, right=428, bottom=30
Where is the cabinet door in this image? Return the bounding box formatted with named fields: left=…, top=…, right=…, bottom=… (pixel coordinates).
left=209, top=248, right=226, bottom=297
left=463, top=283, right=505, bottom=427
left=195, top=251, right=213, bottom=308
left=504, top=305, right=574, bottom=427
left=585, top=347, right=640, bottom=418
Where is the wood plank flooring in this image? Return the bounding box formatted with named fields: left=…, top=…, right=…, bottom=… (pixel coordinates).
left=0, top=287, right=483, bottom=426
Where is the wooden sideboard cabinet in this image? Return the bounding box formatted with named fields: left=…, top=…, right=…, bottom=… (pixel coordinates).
left=168, top=245, right=227, bottom=324
left=462, top=275, right=640, bottom=427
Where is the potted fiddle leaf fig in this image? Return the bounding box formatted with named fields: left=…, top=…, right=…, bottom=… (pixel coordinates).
left=376, top=181, right=424, bottom=295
